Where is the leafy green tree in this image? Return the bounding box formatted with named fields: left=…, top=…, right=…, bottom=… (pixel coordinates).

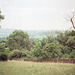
left=70, top=50, right=75, bottom=58
left=68, top=30, right=75, bottom=36
left=0, top=10, right=4, bottom=28
left=0, top=39, right=7, bottom=52
left=56, top=30, right=75, bottom=55
left=31, top=40, right=49, bottom=60
left=56, top=30, right=75, bottom=45
left=41, top=37, right=47, bottom=47
left=56, top=31, right=69, bottom=46
left=43, top=43, right=58, bottom=58
left=62, top=54, right=70, bottom=58
left=31, top=40, right=42, bottom=58
left=8, top=50, right=22, bottom=59
left=0, top=10, right=4, bottom=21
left=66, top=36, right=75, bottom=50
left=7, top=30, right=31, bottom=50
left=41, top=36, right=55, bottom=49
left=0, top=52, right=8, bottom=61
left=0, top=42, right=5, bottom=52
left=44, top=43, right=55, bottom=52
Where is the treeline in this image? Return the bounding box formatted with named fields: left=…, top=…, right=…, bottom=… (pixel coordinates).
left=0, top=30, right=75, bottom=61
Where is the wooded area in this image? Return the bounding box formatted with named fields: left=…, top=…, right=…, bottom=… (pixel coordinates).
left=0, top=30, right=75, bottom=61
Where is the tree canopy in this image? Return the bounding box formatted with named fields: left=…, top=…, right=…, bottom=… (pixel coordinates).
left=0, top=10, right=4, bottom=21
left=7, top=30, right=31, bottom=50
left=0, top=10, right=4, bottom=28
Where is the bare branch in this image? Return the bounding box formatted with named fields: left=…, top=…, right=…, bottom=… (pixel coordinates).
left=65, top=10, right=75, bottom=30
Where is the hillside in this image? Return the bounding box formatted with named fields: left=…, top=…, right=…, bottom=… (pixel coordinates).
left=0, top=28, right=57, bottom=40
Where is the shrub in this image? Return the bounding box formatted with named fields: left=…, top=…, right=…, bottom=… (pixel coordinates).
left=4, top=48, right=10, bottom=53
left=8, top=52, right=14, bottom=59
left=62, top=54, right=70, bottom=58
left=21, top=50, right=27, bottom=57
left=8, top=50, right=22, bottom=59
left=37, top=56, right=43, bottom=60
left=70, top=50, right=75, bottom=58
left=25, top=50, right=32, bottom=59
left=0, top=52, right=8, bottom=61
left=14, top=50, right=22, bottom=58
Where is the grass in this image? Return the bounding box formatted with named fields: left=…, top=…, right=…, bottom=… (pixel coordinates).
left=0, top=60, right=75, bottom=75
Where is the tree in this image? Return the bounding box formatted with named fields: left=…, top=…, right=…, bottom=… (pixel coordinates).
left=0, top=39, right=7, bottom=52
left=66, top=36, right=75, bottom=50
left=0, top=10, right=4, bottom=28
left=41, top=36, right=55, bottom=49
left=65, top=11, right=75, bottom=30
left=56, top=31, right=69, bottom=46
left=56, top=30, right=75, bottom=55
left=43, top=43, right=59, bottom=58
left=7, top=30, right=31, bottom=50
left=31, top=41, right=42, bottom=57
left=70, top=50, right=75, bottom=58
left=0, top=52, right=8, bottom=61
left=0, top=42, right=5, bottom=52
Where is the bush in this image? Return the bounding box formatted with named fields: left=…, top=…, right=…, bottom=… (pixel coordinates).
left=62, top=54, right=70, bottom=58
left=37, top=56, right=44, bottom=60
left=8, top=50, right=22, bottom=59
left=14, top=50, right=22, bottom=58
left=0, top=52, right=8, bottom=61
left=70, top=50, right=75, bottom=58
left=25, top=50, right=32, bottom=59
left=0, top=43, right=5, bottom=52
left=4, top=48, right=10, bottom=53
left=8, top=52, right=14, bottom=59
left=21, top=50, right=27, bottom=57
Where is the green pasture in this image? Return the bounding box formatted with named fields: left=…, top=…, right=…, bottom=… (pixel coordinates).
left=0, top=60, right=75, bottom=75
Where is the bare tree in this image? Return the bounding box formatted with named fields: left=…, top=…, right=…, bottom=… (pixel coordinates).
left=65, top=11, right=75, bottom=30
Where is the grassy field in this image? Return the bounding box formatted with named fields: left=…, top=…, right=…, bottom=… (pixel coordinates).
left=0, top=60, right=75, bottom=75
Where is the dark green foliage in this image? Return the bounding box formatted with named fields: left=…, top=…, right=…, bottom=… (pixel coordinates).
left=31, top=41, right=42, bottom=57
left=0, top=30, right=75, bottom=60
left=66, top=36, right=75, bottom=50
left=31, top=40, right=50, bottom=60
left=44, top=43, right=55, bottom=52
left=0, top=43, right=5, bottom=52
left=9, top=50, right=22, bottom=59
left=21, top=50, right=27, bottom=57
left=0, top=52, right=8, bottom=61
left=7, top=30, right=31, bottom=50
left=8, top=50, right=32, bottom=59
left=31, top=30, right=75, bottom=60
left=43, top=43, right=58, bottom=58
left=0, top=10, right=4, bottom=28
left=56, top=30, right=75, bottom=57
left=0, top=10, right=4, bottom=20
left=4, top=48, right=10, bottom=53
left=56, top=31, right=69, bottom=46
left=62, top=54, right=70, bottom=58
left=24, top=50, right=32, bottom=59
left=14, top=50, right=22, bottom=58
left=68, top=30, right=75, bottom=36
left=0, top=39, right=8, bottom=52
left=70, top=50, right=75, bottom=58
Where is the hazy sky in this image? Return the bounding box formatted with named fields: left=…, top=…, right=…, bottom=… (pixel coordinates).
left=0, top=0, right=75, bottom=30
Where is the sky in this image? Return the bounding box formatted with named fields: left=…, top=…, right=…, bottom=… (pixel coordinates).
left=0, top=0, right=75, bottom=30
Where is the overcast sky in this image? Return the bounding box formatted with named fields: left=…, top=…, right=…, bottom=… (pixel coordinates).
left=0, top=0, right=75, bottom=30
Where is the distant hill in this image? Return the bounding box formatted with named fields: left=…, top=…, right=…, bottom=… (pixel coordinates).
left=0, top=28, right=58, bottom=40
left=0, top=28, right=15, bottom=37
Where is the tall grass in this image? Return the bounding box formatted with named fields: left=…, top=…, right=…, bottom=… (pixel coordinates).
left=0, top=60, right=75, bottom=75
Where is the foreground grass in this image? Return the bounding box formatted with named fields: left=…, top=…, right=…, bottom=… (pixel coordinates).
left=0, top=60, right=75, bottom=75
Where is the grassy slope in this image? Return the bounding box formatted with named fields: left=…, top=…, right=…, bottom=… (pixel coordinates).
left=0, top=60, right=75, bottom=75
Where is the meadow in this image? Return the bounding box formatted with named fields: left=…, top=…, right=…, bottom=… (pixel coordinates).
left=0, top=60, right=75, bottom=75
